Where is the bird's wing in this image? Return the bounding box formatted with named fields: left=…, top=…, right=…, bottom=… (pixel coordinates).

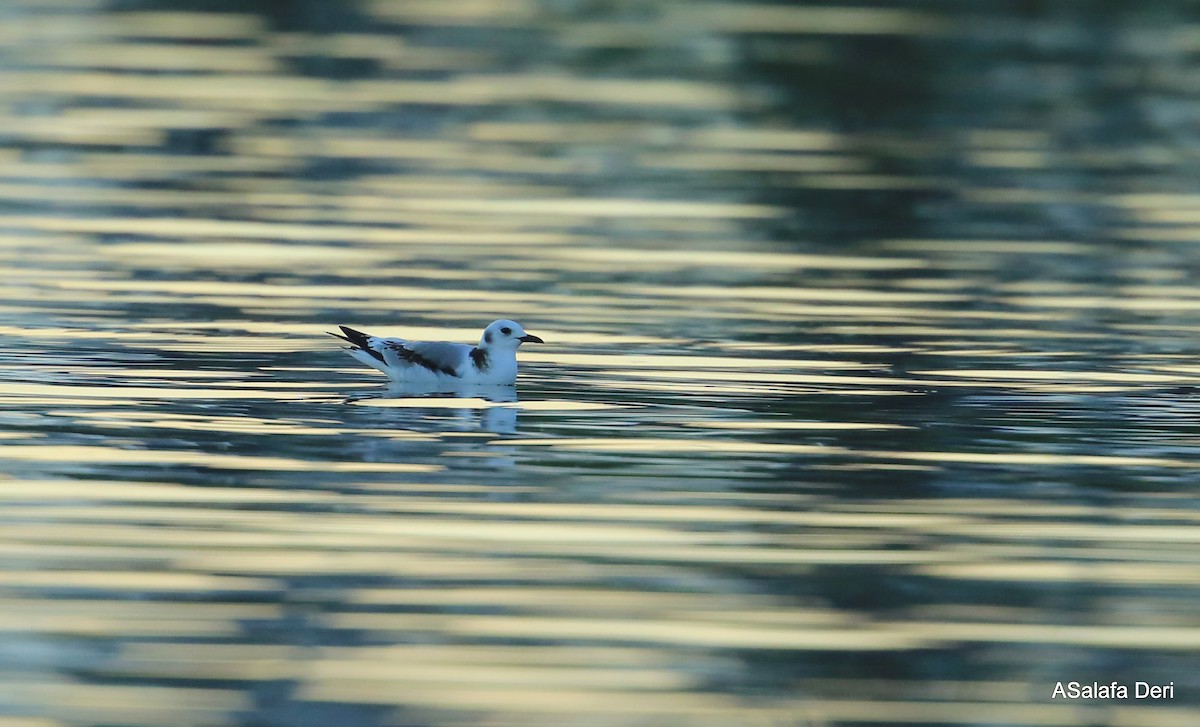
left=382, top=340, right=466, bottom=377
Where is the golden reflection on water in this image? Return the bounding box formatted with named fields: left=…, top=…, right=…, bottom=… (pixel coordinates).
left=6, top=471, right=1199, bottom=724
left=685, top=420, right=912, bottom=430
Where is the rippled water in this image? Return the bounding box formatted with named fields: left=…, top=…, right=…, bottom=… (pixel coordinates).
left=2, top=2, right=1200, bottom=726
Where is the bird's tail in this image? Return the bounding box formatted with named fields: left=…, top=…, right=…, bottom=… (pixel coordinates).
left=328, top=325, right=386, bottom=364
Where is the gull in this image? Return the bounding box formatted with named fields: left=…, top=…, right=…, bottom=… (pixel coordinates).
left=330, top=319, right=543, bottom=387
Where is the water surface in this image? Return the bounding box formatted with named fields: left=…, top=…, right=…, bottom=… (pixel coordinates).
left=1, top=2, right=1199, bottom=726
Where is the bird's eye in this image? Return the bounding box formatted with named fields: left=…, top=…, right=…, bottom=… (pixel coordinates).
left=500, top=327, right=512, bottom=335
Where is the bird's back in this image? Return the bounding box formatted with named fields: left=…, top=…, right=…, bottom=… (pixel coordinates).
left=387, top=341, right=468, bottom=378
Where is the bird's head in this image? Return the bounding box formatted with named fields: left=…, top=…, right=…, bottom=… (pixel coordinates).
left=480, top=319, right=543, bottom=349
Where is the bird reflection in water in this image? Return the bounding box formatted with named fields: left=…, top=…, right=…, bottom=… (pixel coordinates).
left=341, top=382, right=522, bottom=435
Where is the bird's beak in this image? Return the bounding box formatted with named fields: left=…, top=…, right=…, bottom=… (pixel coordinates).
left=519, top=334, right=544, bottom=344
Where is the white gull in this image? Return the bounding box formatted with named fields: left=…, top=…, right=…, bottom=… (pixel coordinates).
left=330, top=319, right=543, bottom=387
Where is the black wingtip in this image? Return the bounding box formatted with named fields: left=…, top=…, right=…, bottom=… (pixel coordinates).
left=337, top=325, right=373, bottom=349
left=332, top=325, right=386, bottom=363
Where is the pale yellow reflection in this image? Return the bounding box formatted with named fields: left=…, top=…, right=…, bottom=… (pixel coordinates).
left=522, top=352, right=876, bottom=370
left=0, top=598, right=279, bottom=637
left=860, top=497, right=1106, bottom=518
left=538, top=247, right=925, bottom=269
left=172, top=550, right=636, bottom=580
left=685, top=420, right=912, bottom=430
left=0, top=479, right=343, bottom=504
left=299, top=678, right=739, bottom=715
left=3, top=521, right=952, bottom=572
left=1, top=118, right=158, bottom=146
left=1004, top=294, right=1200, bottom=311
left=8, top=215, right=578, bottom=245
left=0, top=69, right=313, bottom=110
left=32, top=69, right=737, bottom=113
left=323, top=643, right=695, bottom=669
left=467, top=120, right=662, bottom=144
left=799, top=173, right=935, bottom=190
left=354, top=398, right=614, bottom=411
left=367, top=0, right=536, bottom=24
left=921, top=519, right=1200, bottom=542
left=369, top=74, right=743, bottom=109
left=334, top=191, right=782, bottom=219
left=52, top=278, right=538, bottom=303
left=748, top=304, right=1064, bottom=322
left=969, top=129, right=1050, bottom=147
left=1146, top=363, right=1200, bottom=374
left=894, top=621, right=1200, bottom=650
left=811, top=463, right=937, bottom=472
left=0, top=570, right=271, bottom=591
left=724, top=342, right=916, bottom=353
left=102, top=242, right=392, bottom=269
left=968, top=150, right=1048, bottom=168
left=307, top=658, right=693, bottom=691
left=350, top=174, right=564, bottom=198
left=608, top=369, right=925, bottom=386
left=500, top=438, right=840, bottom=455
left=781, top=699, right=1184, bottom=726
left=1114, top=191, right=1200, bottom=209
left=0, top=325, right=334, bottom=354
left=918, top=562, right=1200, bottom=585
left=1127, top=205, right=1200, bottom=225
left=867, top=450, right=1194, bottom=469
left=20, top=509, right=742, bottom=548
left=100, top=11, right=264, bottom=38
left=347, top=588, right=848, bottom=624
left=668, top=5, right=949, bottom=36
left=587, top=378, right=920, bottom=396
left=42, top=42, right=277, bottom=72
left=599, top=283, right=965, bottom=303
left=53, top=410, right=437, bottom=438
left=34, top=369, right=243, bottom=380
left=5, top=682, right=247, bottom=723
left=881, top=239, right=1094, bottom=255
left=0, top=445, right=439, bottom=472
left=3, top=612, right=239, bottom=639
left=1119, top=284, right=1200, bottom=298
left=0, top=382, right=314, bottom=401
left=809, top=324, right=1107, bottom=339
left=365, top=498, right=959, bottom=529
left=330, top=612, right=932, bottom=651
left=106, top=646, right=298, bottom=682
left=922, top=348, right=1078, bottom=358
left=638, top=150, right=868, bottom=173
left=689, top=126, right=843, bottom=150
left=237, top=134, right=584, bottom=176
left=498, top=437, right=1194, bottom=469
left=917, top=368, right=1194, bottom=383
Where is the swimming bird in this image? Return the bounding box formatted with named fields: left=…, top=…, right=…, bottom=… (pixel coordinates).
left=330, top=319, right=543, bottom=386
